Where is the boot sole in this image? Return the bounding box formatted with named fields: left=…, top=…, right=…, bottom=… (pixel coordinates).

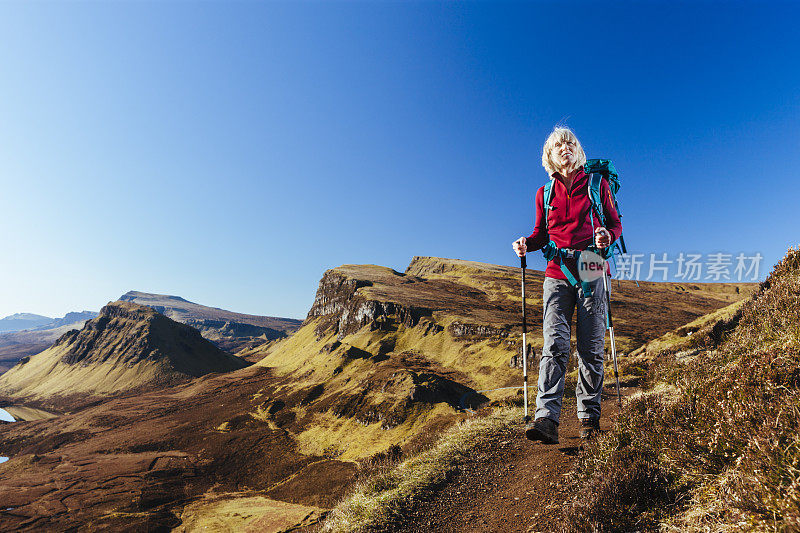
left=525, top=425, right=559, bottom=444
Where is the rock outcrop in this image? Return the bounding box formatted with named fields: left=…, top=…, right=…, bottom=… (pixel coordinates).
left=449, top=321, right=509, bottom=339
left=305, top=264, right=501, bottom=340
left=308, top=274, right=434, bottom=338
left=306, top=268, right=435, bottom=338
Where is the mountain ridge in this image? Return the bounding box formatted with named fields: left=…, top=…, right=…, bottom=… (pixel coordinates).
left=0, top=301, right=249, bottom=405
left=0, top=312, right=98, bottom=374
left=0, top=313, right=52, bottom=334
left=119, top=290, right=302, bottom=354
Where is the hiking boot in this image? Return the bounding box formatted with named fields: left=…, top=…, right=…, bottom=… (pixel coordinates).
left=525, top=417, right=559, bottom=444
left=579, top=417, right=600, bottom=439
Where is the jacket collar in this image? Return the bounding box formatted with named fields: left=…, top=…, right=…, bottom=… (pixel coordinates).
left=551, top=168, right=586, bottom=190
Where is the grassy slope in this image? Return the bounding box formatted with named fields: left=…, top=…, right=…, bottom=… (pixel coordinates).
left=321, top=407, right=520, bottom=532
left=558, top=246, right=800, bottom=532
left=0, top=350, right=171, bottom=397
left=176, top=493, right=324, bottom=531
left=245, top=318, right=477, bottom=460
left=629, top=298, right=747, bottom=358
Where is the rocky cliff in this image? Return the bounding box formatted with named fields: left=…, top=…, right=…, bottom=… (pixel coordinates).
left=306, top=267, right=440, bottom=338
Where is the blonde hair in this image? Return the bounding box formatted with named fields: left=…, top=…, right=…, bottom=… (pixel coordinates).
left=541, top=126, right=586, bottom=176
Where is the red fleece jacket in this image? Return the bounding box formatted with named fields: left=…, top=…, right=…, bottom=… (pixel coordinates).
left=525, top=168, right=622, bottom=280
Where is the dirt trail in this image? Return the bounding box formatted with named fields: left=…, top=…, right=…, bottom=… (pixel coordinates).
left=391, top=390, right=626, bottom=533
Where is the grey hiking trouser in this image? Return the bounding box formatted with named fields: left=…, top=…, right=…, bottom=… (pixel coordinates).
left=535, top=276, right=606, bottom=423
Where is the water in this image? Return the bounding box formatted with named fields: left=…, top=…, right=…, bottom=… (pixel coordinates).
left=1, top=408, right=15, bottom=465
left=0, top=406, right=56, bottom=422
left=1, top=409, right=14, bottom=464
left=0, top=406, right=57, bottom=466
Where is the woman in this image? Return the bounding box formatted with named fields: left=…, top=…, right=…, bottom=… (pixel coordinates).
left=512, top=126, right=621, bottom=443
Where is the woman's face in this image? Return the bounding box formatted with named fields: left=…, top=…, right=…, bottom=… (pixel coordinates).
left=553, top=138, right=577, bottom=170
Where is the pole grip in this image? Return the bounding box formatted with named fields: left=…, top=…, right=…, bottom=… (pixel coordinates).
left=521, top=255, right=526, bottom=269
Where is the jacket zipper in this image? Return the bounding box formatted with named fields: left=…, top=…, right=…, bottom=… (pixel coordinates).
left=565, top=179, right=571, bottom=218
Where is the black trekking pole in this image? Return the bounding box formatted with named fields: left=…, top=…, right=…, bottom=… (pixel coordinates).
left=521, top=255, right=530, bottom=423
left=601, top=269, right=622, bottom=405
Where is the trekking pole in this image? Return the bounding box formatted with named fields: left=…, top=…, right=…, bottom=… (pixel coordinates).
left=521, top=255, right=530, bottom=423
left=601, top=268, right=622, bottom=405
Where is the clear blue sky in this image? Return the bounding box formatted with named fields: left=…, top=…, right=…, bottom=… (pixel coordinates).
left=1, top=1, right=798, bottom=320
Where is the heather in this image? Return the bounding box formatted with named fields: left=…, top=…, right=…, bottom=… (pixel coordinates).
left=560, top=247, right=800, bottom=532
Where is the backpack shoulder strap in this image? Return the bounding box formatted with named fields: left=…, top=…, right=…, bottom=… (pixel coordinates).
left=543, top=178, right=556, bottom=229
left=587, top=173, right=605, bottom=226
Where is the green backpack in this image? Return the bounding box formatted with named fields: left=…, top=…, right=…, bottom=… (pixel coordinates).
left=542, top=158, right=626, bottom=257
left=540, top=159, right=626, bottom=296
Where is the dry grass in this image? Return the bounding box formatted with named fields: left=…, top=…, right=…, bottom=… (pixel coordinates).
left=629, top=298, right=747, bottom=360
left=320, top=406, right=518, bottom=532
left=558, top=246, right=800, bottom=532
left=176, top=492, right=324, bottom=532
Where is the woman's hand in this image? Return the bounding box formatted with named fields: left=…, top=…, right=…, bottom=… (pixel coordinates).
left=513, top=237, right=527, bottom=257
left=595, top=227, right=611, bottom=248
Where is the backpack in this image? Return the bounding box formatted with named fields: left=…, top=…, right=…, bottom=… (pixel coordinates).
left=539, top=158, right=627, bottom=297
left=542, top=158, right=627, bottom=258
